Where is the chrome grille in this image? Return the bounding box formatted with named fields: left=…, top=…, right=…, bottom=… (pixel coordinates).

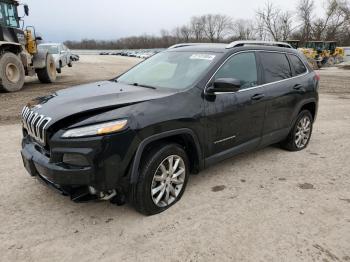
left=21, top=106, right=51, bottom=145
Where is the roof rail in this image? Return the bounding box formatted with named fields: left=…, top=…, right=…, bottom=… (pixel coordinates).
left=168, top=43, right=207, bottom=49
left=226, top=41, right=292, bottom=49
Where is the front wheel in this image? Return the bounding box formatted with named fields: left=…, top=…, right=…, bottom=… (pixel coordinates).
left=36, top=54, right=57, bottom=83
left=0, top=52, right=25, bottom=92
left=131, top=143, right=189, bottom=216
left=281, top=110, right=313, bottom=151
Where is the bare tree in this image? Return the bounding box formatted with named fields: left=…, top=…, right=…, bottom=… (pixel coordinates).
left=190, top=16, right=206, bottom=41
left=280, top=11, right=295, bottom=40
left=255, top=16, right=268, bottom=40
left=232, top=19, right=255, bottom=40
left=214, top=14, right=233, bottom=40
left=323, top=0, right=350, bottom=40
left=297, top=0, right=315, bottom=42
left=201, top=14, right=232, bottom=42
left=180, top=26, right=191, bottom=42
left=202, top=15, right=216, bottom=42
left=256, top=2, right=284, bottom=41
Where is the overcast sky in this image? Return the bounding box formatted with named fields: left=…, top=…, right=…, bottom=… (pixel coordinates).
left=23, top=0, right=325, bottom=42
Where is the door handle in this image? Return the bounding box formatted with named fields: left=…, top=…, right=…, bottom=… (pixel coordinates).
left=293, top=84, right=303, bottom=90
left=251, top=94, right=265, bottom=101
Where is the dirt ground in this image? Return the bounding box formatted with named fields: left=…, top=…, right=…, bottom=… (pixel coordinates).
left=0, top=56, right=349, bottom=262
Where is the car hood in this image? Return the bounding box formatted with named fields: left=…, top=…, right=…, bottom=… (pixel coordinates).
left=51, top=54, right=60, bottom=60
left=24, top=81, right=175, bottom=127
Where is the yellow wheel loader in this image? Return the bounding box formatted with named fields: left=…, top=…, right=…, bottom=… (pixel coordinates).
left=0, top=0, right=56, bottom=92
left=298, top=41, right=345, bottom=69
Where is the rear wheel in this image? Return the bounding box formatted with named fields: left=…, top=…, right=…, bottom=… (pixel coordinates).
left=0, top=52, right=25, bottom=92
left=68, top=59, right=73, bottom=67
left=281, top=110, right=313, bottom=151
left=36, top=54, right=57, bottom=83
left=131, top=143, right=189, bottom=215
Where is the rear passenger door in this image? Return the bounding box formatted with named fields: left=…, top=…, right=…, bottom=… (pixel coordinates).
left=258, top=51, right=308, bottom=146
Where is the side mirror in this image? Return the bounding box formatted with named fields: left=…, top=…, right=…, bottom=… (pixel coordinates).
left=207, top=78, right=241, bottom=94
left=24, top=4, right=29, bottom=16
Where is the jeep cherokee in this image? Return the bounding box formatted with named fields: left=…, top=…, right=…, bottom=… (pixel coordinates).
left=21, top=41, right=319, bottom=215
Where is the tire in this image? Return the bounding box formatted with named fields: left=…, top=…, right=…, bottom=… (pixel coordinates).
left=0, top=52, right=25, bottom=92
left=131, top=143, right=189, bottom=216
left=36, top=54, right=57, bottom=83
left=281, top=110, right=313, bottom=151
left=68, top=59, right=73, bottom=67
left=56, top=62, right=62, bottom=74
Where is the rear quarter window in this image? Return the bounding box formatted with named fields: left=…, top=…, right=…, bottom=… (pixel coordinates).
left=260, top=52, right=292, bottom=83
left=289, top=54, right=307, bottom=76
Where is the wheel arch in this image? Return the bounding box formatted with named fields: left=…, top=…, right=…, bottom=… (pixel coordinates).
left=298, top=100, right=317, bottom=121
left=291, top=99, right=318, bottom=130
left=130, top=128, right=203, bottom=184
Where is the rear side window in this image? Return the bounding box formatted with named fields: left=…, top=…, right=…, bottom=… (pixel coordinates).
left=260, top=52, right=292, bottom=83
left=289, top=54, right=307, bottom=76
left=214, top=52, right=258, bottom=89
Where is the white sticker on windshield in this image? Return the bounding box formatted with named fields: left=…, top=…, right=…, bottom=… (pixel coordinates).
left=190, top=54, right=216, bottom=61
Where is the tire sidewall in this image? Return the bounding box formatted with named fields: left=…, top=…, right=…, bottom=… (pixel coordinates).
left=46, top=54, right=57, bottom=81
left=135, top=144, right=189, bottom=215
left=0, top=53, right=25, bottom=92
left=291, top=110, right=313, bottom=151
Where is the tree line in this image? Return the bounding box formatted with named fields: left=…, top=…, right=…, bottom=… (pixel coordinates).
left=65, top=0, right=350, bottom=50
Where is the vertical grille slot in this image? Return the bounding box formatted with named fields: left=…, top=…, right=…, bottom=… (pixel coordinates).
left=21, top=106, right=51, bottom=145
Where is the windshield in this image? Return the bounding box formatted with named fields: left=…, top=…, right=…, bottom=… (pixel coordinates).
left=117, top=51, right=220, bottom=89
left=39, top=45, right=59, bottom=54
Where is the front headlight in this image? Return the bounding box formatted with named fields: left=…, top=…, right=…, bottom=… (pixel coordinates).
left=61, top=119, right=128, bottom=138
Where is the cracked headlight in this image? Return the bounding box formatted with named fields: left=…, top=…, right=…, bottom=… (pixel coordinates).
left=61, top=119, right=128, bottom=138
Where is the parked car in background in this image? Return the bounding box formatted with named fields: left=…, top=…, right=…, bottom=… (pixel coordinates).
left=38, top=43, right=74, bottom=73
left=343, top=47, right=350, bottom=62
left=70, top=54, right=80, bottom=62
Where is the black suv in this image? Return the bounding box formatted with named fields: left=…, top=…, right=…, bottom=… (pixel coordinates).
left=21, top=41, right=319, bottom=215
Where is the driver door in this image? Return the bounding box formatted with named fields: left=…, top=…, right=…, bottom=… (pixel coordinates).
left=204, top=52, right=267, bottom=162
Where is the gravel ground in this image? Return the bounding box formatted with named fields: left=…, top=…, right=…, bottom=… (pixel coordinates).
left=0, top=56, right=349, bottom=262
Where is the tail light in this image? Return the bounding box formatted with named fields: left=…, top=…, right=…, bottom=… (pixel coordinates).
left=314, top=71, right=320, bottom=81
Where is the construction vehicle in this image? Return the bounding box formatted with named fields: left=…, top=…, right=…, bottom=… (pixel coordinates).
left=0, top=0, right=56, bottom=92
left=298, top=41, right=345, bottom=69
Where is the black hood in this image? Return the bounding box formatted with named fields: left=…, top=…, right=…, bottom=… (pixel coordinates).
left=25, top=81, right=175, bottom=127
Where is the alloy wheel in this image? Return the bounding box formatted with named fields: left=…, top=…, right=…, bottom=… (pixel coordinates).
left=151, top=155, right=186, bottom=207
left=295, top=116, right=311, bottom=148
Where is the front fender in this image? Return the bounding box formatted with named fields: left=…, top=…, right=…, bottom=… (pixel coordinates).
left=129, top=128, right=203, bottom=184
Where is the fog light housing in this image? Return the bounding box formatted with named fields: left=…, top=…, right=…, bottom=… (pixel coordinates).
left=63, top=153, right=89, bottom=167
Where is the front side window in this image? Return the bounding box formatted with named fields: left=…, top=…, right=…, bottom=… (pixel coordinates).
left=289, top=54, right=307, bottom=76
left=214, top=52, right=258, bottom=89
left=117, top=51, right=220, bottom=90
left=260, top=52, right=292, bottom=83
left=1, top=3, right=19, bottom=28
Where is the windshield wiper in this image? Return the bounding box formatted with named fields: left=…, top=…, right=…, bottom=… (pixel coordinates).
left=132, top=83, right=157, bottom=90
